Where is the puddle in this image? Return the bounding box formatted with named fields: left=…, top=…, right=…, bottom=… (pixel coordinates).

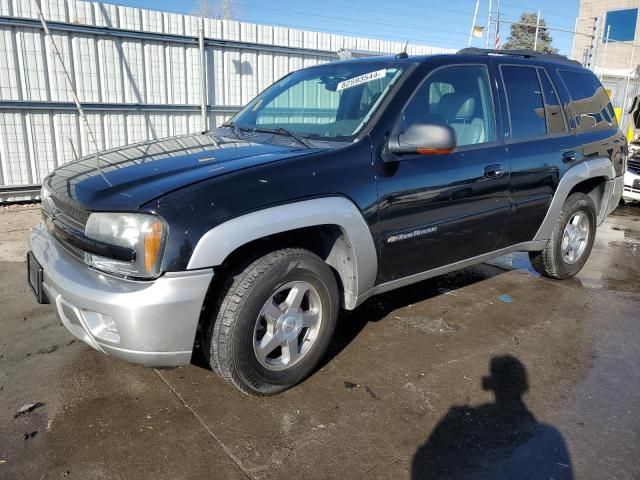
left=486, top=252, right=540, bottom=276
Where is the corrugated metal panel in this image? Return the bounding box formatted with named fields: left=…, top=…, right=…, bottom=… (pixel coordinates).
left=0, top=0, right=453, bottom=196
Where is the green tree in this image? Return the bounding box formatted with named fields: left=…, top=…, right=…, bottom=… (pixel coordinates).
left=503, top=12, right=558, bottom=53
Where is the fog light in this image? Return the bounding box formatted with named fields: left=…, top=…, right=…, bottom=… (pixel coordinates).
left=103, top=315, right=119, bottom=334
left=82, top=311, right=121, bottom=343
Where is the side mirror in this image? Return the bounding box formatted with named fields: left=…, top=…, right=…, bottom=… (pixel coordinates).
left=386, top=123, right=456, bottom=159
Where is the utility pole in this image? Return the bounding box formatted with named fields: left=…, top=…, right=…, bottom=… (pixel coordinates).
left=622, top=45, right=637, bottom=129
left=485, top=0, right=493, bottom=48
left=468, top=0, right=481, bottom=47
left=533, top=9, right=541, bottom=51
left=570, top=17, right=578, bottom=60
left=584, top=16, right=599, bottom=68
left=600, top=24, right=611, bottom=80
left=494, top=0, right=501, bottom=50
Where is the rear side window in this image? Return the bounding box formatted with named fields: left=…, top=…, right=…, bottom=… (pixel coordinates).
left=558, top=70, right=617, bottom=131
left=538, top=69, right=567, bottom=134
left=501, top=65, right=547, bottom=141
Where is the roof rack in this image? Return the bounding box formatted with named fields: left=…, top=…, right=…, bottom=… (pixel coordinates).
left=457, top=48, right=582, bottom=67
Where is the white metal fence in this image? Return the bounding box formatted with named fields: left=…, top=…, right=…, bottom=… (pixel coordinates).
left=0, top=0, right=451, bottom=198
left=601, top=75, right=640, bottom=133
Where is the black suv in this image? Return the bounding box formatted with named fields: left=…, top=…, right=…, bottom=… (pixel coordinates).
left=28, top=49, right=625, bottom=395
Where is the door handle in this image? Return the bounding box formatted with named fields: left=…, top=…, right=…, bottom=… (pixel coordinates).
left=484, top=164, right=505, bottom=178
left=562, top=150, right=577, bottom=163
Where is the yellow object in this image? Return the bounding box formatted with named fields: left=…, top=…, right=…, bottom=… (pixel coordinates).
left=628, top=124, right=635, bottom=142
left=144, top=220, right=163, bottom=273
left=614, top=107, right=622, bottom=123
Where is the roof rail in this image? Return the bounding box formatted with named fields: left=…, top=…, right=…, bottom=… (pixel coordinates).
left=457, top=48, right=582, bottom=67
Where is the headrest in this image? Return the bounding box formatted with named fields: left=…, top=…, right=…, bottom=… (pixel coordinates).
left=438, top=93, right=476, bottom=120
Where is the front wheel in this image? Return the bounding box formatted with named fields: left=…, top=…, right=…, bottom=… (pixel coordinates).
left=529, top=192, right=597, bottom=279
left=203, top=248, right=339, bottom=396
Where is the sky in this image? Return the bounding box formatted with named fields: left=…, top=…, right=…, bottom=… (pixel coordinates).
left=98, top=0, right=580, bottom=55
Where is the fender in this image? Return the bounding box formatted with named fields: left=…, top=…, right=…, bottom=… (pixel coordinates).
left=533, top=157, right=616, bottom=242
left=187, top=197, right=378, bottom=310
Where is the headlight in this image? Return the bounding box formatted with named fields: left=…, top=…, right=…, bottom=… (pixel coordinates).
left=84, top=212, right=167, bottom=279
left=40, top=183, right=54, bottom=211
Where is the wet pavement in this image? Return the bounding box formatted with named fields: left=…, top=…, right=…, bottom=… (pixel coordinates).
left=1, top=204, right=639, bottom=479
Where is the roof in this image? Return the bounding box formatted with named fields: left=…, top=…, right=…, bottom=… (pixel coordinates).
left=457, top=48, right=582, bottom=67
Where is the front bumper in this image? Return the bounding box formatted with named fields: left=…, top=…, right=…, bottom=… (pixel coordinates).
left=29, top=222, right=213, bottom=367
left=623, top=170, right=640, bottom=201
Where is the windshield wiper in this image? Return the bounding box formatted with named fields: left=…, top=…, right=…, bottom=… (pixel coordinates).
left=253, top=127, right=313, bottom=149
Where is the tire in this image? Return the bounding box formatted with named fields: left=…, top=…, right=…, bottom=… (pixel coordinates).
left=203, top=248, right=339, bottom=396
left=529, top=192, right=597, bottom=279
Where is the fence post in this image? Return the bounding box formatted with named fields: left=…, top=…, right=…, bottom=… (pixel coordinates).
left=199, top=18, right=207, bottom=131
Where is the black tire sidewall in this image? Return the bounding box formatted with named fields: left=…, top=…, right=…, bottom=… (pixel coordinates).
left=551, top=193, right=596, bottom=279
left=231, top=253, right=338, bottom=393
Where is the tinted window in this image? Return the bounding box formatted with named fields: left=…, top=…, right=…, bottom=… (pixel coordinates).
left=538, top=69, right=566, bottom=134
left=501, top=65, right=546, bottom=140
left=604, top=9, right=638, bottom=42
left=559, top=70, right=617, bottom=131
left=402, top=65, right=495, bottom=147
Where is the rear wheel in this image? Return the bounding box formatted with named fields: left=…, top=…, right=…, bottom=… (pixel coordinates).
left=203, top=248, right=339, bottom=395
left=529, top=192, right=596, bottom=279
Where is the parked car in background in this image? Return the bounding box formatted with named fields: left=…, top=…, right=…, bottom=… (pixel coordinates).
left=623, top=95, right=640, bottom=202
left=28, top=48, right=625, bottom=395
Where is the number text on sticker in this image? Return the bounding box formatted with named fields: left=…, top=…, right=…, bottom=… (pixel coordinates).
left=336, top=69, right=387, bottom=91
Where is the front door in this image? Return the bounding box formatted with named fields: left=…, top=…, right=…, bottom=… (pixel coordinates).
left=376, top=64, right=510, bottom=283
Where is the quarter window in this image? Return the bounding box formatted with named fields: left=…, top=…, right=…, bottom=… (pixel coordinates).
left=559, top=70, right=617, bottom=131
left=501, top=65, right=547, bottom=141
left=401, top=65, right=495, bottom=147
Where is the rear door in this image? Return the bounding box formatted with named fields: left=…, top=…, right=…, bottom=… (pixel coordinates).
left=375, top=62, right=510, bottom=283
left=555, top=68, right=625, bottom=178
left=496, top=62, right=581, bottom=246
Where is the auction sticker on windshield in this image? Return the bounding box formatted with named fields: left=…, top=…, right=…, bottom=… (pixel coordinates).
left=337, top=69, right=387, bottom=91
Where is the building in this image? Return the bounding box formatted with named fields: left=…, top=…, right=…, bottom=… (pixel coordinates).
left=573, top=0, right=639, bottom=73
left=572, top=0, right=640, bottom=130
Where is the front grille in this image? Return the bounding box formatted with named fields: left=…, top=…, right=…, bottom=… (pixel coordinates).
left=628, top=159, right=640, bottom=175
left=50, top=194, right=90, bottom=227
left=41, top=210, right=84, bottom=262
left=54, top=232, right=86, bottom=261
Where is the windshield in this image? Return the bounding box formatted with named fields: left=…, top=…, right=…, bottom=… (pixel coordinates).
left=229, top=63, right=406, bottom=141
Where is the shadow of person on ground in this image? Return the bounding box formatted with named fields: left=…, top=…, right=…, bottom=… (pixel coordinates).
left=412, top=355, right=573, bottom=480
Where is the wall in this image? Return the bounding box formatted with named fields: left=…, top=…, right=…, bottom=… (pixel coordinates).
left=573, top=0, right=640, bottom=71
left=0, top=0, right=452, bottom=197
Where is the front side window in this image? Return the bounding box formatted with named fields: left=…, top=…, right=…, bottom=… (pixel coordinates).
left=559, top=70, right=617, bottom=131
left=604, top=9, right=638, bottom=42
left=501, top=65, right=547, bottom=141
left=231, top=63, right=405, bottom=140
left=401, top=65, right=496, bottom=147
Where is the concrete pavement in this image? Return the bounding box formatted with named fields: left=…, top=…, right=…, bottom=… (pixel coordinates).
left=1, top=204, right=639, bottom=479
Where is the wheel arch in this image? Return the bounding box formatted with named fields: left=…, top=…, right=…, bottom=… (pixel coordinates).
left=534, top=158, right=616, bottom=242
left=187, top=197, right=378, bottom=310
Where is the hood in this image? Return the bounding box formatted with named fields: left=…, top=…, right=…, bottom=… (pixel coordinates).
left=45, top=131, right=323, bottom=211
